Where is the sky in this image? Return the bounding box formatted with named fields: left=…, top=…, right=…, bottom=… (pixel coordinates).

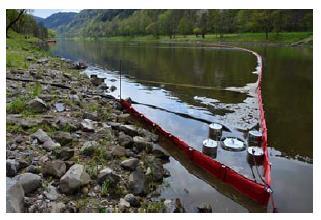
left=32, top=9, right=81, bottom=18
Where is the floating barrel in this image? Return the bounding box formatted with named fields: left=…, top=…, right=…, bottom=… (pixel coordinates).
left=221, top=137, right=246, bottom=152
left=247, top=146, right=264, bottom=165
left=202, top=138, right=218, bottom=158
left=208, top=123, right=223, bottom=140
left=248, top=130, right=263, bottom=146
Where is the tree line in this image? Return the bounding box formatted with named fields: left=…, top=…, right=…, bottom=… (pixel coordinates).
left=76, top=9, right=312, bottom=39
left=6, top=9, right=49, bottom=39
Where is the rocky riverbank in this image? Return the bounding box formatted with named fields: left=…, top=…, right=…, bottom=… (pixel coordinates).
left=6, top=52, right=178, bottom=212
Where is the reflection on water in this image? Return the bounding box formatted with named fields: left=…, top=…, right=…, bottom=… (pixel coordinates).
left=50, top=40, right=312, bottom=212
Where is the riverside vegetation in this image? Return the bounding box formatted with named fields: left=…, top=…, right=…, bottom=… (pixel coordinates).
left=6, top=31, right=181, bottom=213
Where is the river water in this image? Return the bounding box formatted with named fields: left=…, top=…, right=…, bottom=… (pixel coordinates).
left=50, top=40, right=312, bottom=213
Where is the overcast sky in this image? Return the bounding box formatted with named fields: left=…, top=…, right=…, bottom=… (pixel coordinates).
left=32, top=9, right=81, bottom=18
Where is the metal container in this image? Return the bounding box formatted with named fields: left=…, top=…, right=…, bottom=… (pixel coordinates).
left=221, top=137, right=246, bottom=152
left=248, top=130, right=263, bottom=146
left=208, top=123, right=223, bottom=140
left=247, top=146, right=264, bottom=165
left=202, top=139, right=218, bottom=158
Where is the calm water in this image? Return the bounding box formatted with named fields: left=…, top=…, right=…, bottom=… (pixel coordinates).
left=50, top=40, right=312, bottom=212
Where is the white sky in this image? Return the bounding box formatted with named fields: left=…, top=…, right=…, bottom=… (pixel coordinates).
left=31, top=9, right=81, bottom=18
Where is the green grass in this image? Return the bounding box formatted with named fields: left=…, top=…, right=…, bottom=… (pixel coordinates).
left=6, top=97, right=27, bottom=114
left=6, top=31, right=49, bottom=69
left=82, top=32, right=312, bottom=45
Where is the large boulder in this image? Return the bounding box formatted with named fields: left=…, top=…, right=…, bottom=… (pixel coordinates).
left=120, top=158, right=140, bottom=171
left=42, top=160, right=66, bottom=178
left=97, top=167, right=120, bottom=185
left=128, top=167, right=145, bottom=195
left=133, top=136, right=153, bottom=153
left=43, top=139, right=61, bottom=151
left=60, top=164, right=90, bottom=194
left=118, top=132, right=133, bottom=148
left=6, top=159, right=20, bottom=177
left=14, top=173, right=41, bottom=194
left=27, top=97, right=48, bottom=113
left=6, top=178, right=25, bottom=212
left=31, top=129, right=51, bottom=143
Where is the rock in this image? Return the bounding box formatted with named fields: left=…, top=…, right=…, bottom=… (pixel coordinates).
left=118, top=113, right=131, bottom=123
left=133, top=136, right=153, bottom=153
left=37, top=58, right=49, bottom=64
left=128, top=167, right=145, bottom=195
left=54, top=147, right=74, bottom=160
left=110, top=85, right=117, bottom=92
left=80, top=141, right=98, bottom=156
left=119, top=198, right=130, bottom=211
left=118, top=132, right=133, bottom=148
left=6, top=159, right=20, bottom=177
left=83, top=112, right=98, bottom=121
left=120, top=125, right=139, bottom=137
left=145, top=157, right=164, bottom=182
left=124, top=193, right=140, bottom=207
left=44, top=185, right=59, bottom=201
left=73, top=61, right=87, bottom=70
left=55, top=102, right=65, bottom=112
left=80, top=119, right=95, bottom=132
left=15, top=135, right=24, bottom=143
left=164, top=199, right=175, bottom=213
left=6, top=178, right=25, bottom=212
left=97, top=82, right=108, bottom=90
left=120, top=158, right=139, bottom=171
left=42, top=160, right=66, bottom=178
left=60, top=164, right=90, bottom=194
left=7, top=115, right=41, bottom=128
left=174, top=198, right=185, bottom=213
left=163, top=168, right=171, bottom=178
left=43, top=139, right=61, bottom=151
left=52, top=131, right=73, bottom=145
left=31, top=129, right=51, bottom=143
left=26, top=56, right=34, bottom=61
left=25, top=165, right=40, bottom=174
left=90, top=75, right=104, bottom=86
left=152, top=149, right=170, bottom=162
left=27, top=97, right=48, bottom=113
left=97, top=167, right=120, bottom=185
left=197, top=203, right=212, bottom=213
left=111, top=145, right=126, bottom=157
left=69, top=94, right=80, bottom=104
left=50, top=202, right=66, bottom=213
left=14, top=173, right=41, bottom=194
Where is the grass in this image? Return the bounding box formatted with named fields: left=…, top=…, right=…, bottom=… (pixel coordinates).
left=6, top=31, right=49, bottom=69
left=81, top=32, right=312, bottom=45
left=140, top=201, right=166, bottom=213
left=6, top=97, right=27, bottom=114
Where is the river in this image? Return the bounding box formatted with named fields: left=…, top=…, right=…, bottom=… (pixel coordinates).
left=50, top=39, right=312, bottom=213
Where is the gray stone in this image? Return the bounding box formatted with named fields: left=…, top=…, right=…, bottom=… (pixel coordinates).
left=120, top=158, right=139, bottom=171
left=6, top=177, right=25, bottom=213
left=80, top=119, right=95, bottom=132
left=97, top=167, right=120, bottom=185
left=118, top=113, right=131, bottom=123
left=145, top=157, right=164, bottom=182
left=164, top=199, right=175, bottom=213
left=25, top=165, right=40, bottom=174
left=119, top=198, right=130, bottom=211
left=128, top=167, right=145, bottom=195
left=52, top=131, right=73, bottom=145
left=42, top=160, right=66, bottom=178
left=44, top=185, right=59, bottom=201
left=83, top=112, right=98, bottom=121
left=43, top=139, right=61, bottom=151
left=110, top=85, right=117, bottom=92
left=80, top=141, right=98, bottom=156
left=54, top=147, right=74, bottom=160
left=50, top=202, right=66, bottom=213
left=133, top=136, right=153, bottom=153
left=90, top=75, right=104, bottom=86
left=120, top=125, right=139, bottom=137
left=55, top=102, right=65, bottom=112
left=111, top=145, right=126, bottom=157
left=37, top=58, right=49, bottom=64
left=60, top=164, right=90, bottom=194
left=152, top=149, right=170, bottom=161
left=118, top=132, right=133, bottom=148
left=31, top=129, right=51, bottom=143
left=97, top=82, right=108, bottom=90
left=124, top=193, right=140, bottom=207
left=56, top=117, right=79, bottom=132
left=14, top=173, right=41, bottom=194
left=6, top=159, right=19, bottom=177
left=27, top=97, right=48, bottom=113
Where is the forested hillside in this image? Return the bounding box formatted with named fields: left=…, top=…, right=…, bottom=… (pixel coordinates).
left=38, top=12, right=77, bottom=30
left=43, top=9, right=312, bottom=39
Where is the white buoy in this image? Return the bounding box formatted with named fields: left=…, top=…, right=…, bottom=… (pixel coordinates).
left=208, top=123, right=223, bottom=140
left=247, top=146, right=264, bottom=165
left=248, top=130, right=263, bottom=145
left=221, top=137, right=246, bottom=151
left=202, top=139, right=218, bottom=158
